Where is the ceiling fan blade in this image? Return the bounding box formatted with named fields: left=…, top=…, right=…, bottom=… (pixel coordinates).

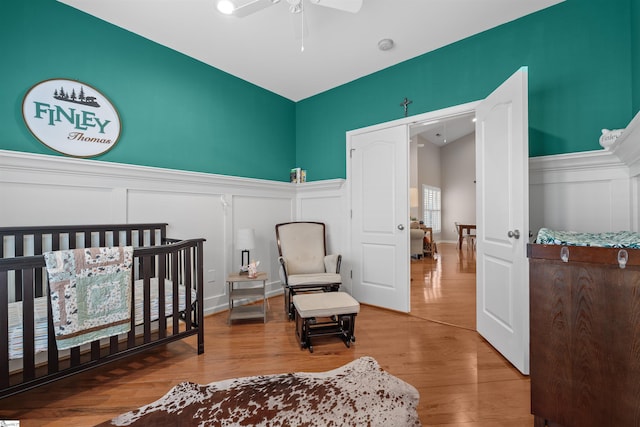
left=309, top=0, right=362, bottom=13
left=228, top=0, right=277, bottom=18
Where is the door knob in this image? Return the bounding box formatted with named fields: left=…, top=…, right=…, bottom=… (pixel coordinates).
left=508, top=229, right=521, bottom=239
left=397, top=224, right=405, bottom=230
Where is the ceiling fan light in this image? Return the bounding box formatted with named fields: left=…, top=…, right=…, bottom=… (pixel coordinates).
left=217, top=0, right=235, bottom=15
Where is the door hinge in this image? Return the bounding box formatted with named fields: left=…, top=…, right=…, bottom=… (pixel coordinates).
left=350, top=270, right=353, bottom=279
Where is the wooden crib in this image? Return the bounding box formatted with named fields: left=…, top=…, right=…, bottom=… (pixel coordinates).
left=0, top=223, right=205, bottom=399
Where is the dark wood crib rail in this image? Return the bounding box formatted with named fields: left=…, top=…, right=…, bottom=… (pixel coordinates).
left=0, top=223, right=170, bottom=300
left=0, top=223, right=169, bottom=252
left=0, top=224, right=204, bottom=400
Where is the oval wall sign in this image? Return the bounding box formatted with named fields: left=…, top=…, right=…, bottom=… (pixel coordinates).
left=22, top=78, right=122, bottom=158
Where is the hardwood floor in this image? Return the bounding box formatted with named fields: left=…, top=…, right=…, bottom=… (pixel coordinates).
left=0, top=243, right=532, bottom=426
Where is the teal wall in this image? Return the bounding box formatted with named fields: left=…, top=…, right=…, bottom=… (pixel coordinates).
left=1, top=1, right=295, bottom=181
left=296, top=0, right=635, bottom=180
left=2, top=1, right=637, bottom=182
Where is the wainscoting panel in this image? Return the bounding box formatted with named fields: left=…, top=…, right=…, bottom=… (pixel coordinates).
left=296, top=180, right=348, bottom=291
left=0, top=181, right=114, bottom=226
left=127, top=189, right=227, bottom=311
left=529, top=149, right=632, bottom=237
left=232, top=194, right=295, bottom=299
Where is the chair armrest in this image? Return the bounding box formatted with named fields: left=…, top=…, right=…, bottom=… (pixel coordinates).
left=278, top=256, right=289, bottom=285
left=324, top=254, right=342, bottom=274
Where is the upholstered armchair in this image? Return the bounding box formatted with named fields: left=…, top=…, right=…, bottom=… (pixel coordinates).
left=275, top=222, right=342, bottom=319
left=409, top=221, right=425, bottom=258
left=410, top=228, right=425, bottom=258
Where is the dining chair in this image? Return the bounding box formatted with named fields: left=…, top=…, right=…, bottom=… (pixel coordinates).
left=455, top=221, right=476, bottom=250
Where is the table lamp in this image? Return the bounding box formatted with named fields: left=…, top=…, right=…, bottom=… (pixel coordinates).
left=236, top=228, right=255, bottom=273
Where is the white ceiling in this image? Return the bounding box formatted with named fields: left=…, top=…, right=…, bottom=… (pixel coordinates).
left=411, top=113, right=477, bottom=147
left=58, top=0, right=563, bottom=102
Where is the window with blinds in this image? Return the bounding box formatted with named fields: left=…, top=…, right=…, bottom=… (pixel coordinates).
left=422, top=185, right=441, bottom=232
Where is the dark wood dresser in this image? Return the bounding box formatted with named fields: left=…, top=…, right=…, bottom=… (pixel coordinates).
left=528, top=243, right=640, bottom=427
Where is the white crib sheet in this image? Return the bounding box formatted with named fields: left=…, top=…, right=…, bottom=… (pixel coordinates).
left=8, top=278, right=196, bottom=360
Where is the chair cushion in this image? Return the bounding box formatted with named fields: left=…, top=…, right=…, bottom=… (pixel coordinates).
left=293, top=292, right=360, bottom=318
left=278, top=223, right=326, bottom=274
left=288, top=273, right=342, bottom=286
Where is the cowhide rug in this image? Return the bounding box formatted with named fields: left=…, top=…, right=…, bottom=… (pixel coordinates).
left=97, top=356, right=421, bottom=426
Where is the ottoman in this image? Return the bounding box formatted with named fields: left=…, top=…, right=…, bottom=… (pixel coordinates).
left=292, top=292, right=360, bottom=353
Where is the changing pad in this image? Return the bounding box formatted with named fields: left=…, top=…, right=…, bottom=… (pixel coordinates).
left=535, top=228, right=640, bottom=248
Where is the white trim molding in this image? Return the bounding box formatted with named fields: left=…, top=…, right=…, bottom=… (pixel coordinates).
left=609, top=111, right=640, bottom=177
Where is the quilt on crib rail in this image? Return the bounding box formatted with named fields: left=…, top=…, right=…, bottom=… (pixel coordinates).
left=43, top=246, right=133, bottom=350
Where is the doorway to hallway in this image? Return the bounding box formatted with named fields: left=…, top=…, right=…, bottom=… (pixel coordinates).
left=410, top=242, right=476, bottom=331
left=349, top=68, right=530, bottom=374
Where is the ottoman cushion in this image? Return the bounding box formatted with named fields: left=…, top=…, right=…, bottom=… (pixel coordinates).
left=293, top=292, right=360, bottom=318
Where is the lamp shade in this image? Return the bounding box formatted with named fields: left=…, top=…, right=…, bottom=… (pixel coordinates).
left=236, top=228, right=255, bottom=250
left=410, top=187, right=419, bottom=208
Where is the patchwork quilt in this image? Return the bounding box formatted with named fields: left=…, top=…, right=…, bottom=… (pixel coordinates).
left=43, top=246, right=133, bottom=350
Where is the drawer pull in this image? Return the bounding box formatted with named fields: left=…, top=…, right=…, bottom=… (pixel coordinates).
left=618, top=249, right=628, bottom=269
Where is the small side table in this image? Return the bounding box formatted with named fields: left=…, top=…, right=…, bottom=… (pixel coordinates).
left=227, top=272, right=267, bottom=324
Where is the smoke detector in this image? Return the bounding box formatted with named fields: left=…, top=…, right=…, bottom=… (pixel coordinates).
left=378, top=38, right=394, bottom=51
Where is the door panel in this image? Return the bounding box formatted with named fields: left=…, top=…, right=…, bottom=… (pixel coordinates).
left=476, top=67, right=530, bottom=374
left=350, top=125, right=409, bottom=312
left=484, top=256, right=513, bottom=329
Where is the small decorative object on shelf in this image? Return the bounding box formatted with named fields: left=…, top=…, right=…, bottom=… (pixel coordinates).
left=290, top=167, right=301, bottom=183
left=247, top=260, right=260, bottom=278
left=599, top=128, right=624, bottom=149
left=290, top=167, right=306, bottom=183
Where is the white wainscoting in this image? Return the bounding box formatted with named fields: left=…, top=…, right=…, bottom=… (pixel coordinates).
left=3, top=147, right=634, bottom=313
left=529, top=149, right=633, bottom=237
left=0, top=150, right=345, bottom=316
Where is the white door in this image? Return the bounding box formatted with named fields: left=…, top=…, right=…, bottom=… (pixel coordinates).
left=349, top=125, right=410, bottom=312
left=476, top=67, right=530, bottom=374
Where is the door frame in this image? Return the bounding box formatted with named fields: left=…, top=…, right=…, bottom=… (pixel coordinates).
left=346, top=100, right=480, bottom=307
left=347, top=71, right=530, bottom=374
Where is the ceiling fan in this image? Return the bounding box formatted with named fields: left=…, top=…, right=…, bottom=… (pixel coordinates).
left=216, top=0, right=363, bottom=18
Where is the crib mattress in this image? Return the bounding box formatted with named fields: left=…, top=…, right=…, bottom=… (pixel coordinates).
left=535, top=227, right=640, bottom=248
left=8, top=278, right=196, bottom=360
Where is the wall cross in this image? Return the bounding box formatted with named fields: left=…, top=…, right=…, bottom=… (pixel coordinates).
left=400, top=97, right=413, bottom=117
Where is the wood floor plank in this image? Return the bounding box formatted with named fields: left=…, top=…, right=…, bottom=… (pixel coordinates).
left=0, top=243, right=532, bottom=426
